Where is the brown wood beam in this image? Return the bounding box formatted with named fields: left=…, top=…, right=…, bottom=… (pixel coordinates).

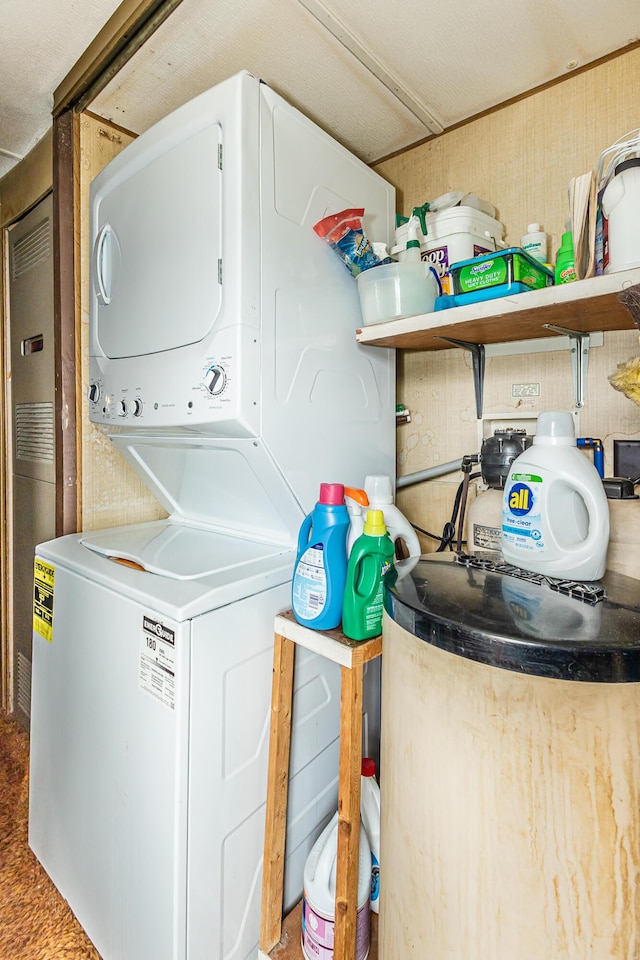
left=52, top=110, right=78, bottom=536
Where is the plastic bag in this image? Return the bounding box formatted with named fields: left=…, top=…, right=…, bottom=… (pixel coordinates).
left=313, top=208, right=382, bottom=277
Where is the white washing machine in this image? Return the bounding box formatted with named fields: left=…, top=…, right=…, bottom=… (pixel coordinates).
left=29, top=70, right=395, bottom=960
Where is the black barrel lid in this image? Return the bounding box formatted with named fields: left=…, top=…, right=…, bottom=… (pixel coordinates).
left=384, top=556, right=640, bottom=682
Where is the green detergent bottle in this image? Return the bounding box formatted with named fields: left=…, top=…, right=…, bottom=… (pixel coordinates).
left=342, top=509, right=395, bottom=641
left=554, top=231, right=577, bottom=284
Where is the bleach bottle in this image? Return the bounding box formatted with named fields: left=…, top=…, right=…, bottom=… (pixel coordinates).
left=302, top=812, right=371, bottom=960
left=342, top=509, right=395, bottom=641
left=360, top=758, right=381, bottom=914
left=501, top=412, right=610, bottom=580
left=364, top=475, right=421, bottom=559
left=292, top=483, right=349, bottom=630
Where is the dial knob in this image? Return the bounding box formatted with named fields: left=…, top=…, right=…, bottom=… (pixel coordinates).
left=205, top=365, right=226, bottom=396
left=88, top=382, right=100, bottom=403
left=132, top=398, right=143, bottom=417
left=117, top=399, right=127, bottom=417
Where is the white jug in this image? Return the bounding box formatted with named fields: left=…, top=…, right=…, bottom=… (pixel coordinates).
left=602, top=158, right=640, bottom=273
left=501, top=412, right=610, bottom=581
left=302, top=812, right=371, bottom=960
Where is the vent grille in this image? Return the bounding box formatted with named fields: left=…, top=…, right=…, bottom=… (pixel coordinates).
left=11, top=217, right=50, bottom=280
left=15, top=402, right=54, bottom=462
left=17, top=652, right=31, bottom=718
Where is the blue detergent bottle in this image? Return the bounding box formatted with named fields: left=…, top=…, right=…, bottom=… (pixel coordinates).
left=292, top=483, right=350, bottom=630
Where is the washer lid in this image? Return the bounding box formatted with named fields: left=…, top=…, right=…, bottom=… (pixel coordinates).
left=81, top=520, right=291, bottom=581
left=385, top=556, right=640, bottom=682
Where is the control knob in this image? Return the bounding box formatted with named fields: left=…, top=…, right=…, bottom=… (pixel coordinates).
left=205, top=365, right=226, bottom=396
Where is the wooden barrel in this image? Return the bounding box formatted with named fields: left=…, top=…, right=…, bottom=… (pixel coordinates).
left=380, top=559, right=640, bottom=959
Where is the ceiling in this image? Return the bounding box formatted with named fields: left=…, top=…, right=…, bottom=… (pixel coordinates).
left=2, top=0, right=640, bottom=181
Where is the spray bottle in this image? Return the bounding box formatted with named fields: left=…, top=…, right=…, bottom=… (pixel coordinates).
left=292, top=483, right=350, bottom=630
left=401, top=214, right=422, bottom=262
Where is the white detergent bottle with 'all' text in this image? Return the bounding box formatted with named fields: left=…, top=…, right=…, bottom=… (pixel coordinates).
left=501, top=411, right=610, bottom=581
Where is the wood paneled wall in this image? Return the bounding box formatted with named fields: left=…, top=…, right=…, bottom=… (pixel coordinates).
left=374, top=48, right=640, bottom=553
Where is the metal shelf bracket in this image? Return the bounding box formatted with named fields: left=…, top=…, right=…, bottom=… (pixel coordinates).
left=436, top=337, right=485, bottom=419
left=542, top=324, right=591, bottom=409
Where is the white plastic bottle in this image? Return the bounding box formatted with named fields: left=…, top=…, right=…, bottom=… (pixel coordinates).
left=520, top=223, right=548, bottom=264
left=501, top=412, right=610, bottom=580
left=345, top=486, right=369, bottom=557
left=360, top=758, right=381, bottom=914
left=364, top=475, right=421, bottom=559
left=403, top=214, right=422, bottom=262
left=302, top=812, right=371, bottom=960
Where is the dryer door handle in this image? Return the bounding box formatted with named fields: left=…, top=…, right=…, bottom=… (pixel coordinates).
left=93, top=224, right=115, bottom=306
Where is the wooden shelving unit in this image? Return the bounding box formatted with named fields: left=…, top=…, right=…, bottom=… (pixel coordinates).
left=355, top=267, right=640, bottom=351
left=259, top=611, right=382, bottom=960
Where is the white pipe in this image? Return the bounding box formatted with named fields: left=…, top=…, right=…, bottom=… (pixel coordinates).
left=397, top=459, right=464, bottom=489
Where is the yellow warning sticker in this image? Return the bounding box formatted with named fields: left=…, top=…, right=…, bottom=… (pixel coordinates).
left=33, top=559, right=55, bottom=642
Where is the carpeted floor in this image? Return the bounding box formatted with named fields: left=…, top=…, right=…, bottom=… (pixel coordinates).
left=0, top=712, right=100, bottom=960
left=0, top=711, right=377, bottom=960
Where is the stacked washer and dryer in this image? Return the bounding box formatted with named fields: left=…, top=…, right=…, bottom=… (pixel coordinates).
left=28, top=71, right=395, bottom=960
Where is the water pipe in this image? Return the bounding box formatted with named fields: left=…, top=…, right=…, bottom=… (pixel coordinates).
left=397, top=458, right=464, bottom=489
left=577, top=437, right=604, bottom=478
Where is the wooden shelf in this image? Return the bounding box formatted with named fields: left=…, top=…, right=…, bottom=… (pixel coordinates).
left=355, top=266, right=640, bottom=350
left=259, top=612, right=382, bottom=960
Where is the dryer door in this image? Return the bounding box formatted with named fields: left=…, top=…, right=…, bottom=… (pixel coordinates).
left=91, top=122, right=223, bottom=359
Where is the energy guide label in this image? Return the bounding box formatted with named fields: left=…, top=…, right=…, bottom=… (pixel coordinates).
left=33, top=559, right=55, bottom=642
left=140, top=615, right=176, bottom=709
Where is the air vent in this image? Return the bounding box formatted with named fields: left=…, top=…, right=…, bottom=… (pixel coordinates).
left=17, top=651, right=31, bottom=718
left=15, top=402, right=54, bottom=462
left=11, top=217, right=50, bottom=280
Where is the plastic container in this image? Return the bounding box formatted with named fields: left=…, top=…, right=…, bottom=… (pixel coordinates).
left=302, top=812, right=371, bottom=960
left=363, top=475, right=421, bottom=559
left=554, top=232, right=577, bottom=284
left=292, top=483, right=350, bottom=630
left=392, top=205, right=506, bottom=292
left=450, top=248, right=553, bottom=295
left=356, top=260, right=440, bottom=325
left=345, top=486, right=369, bottom=556
left=501, top=412, right=610, bottom=581
left=360, top=758, right=381, bottom=914
left=342, top=509, right=395, bottom=641
left=520, top=223, right=549, bottom=264
left=434, top=280, right=534, bottom=311
left=601, top=158, right=640, bottom=273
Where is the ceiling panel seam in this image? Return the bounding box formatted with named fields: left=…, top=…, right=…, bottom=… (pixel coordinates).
left=53, top=0, right=185, bottom=117
left=295, top=0, right=444, bottom=135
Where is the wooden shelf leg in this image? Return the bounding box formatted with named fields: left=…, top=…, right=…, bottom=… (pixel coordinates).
left=259, top=632, right=296, bottom=954
left=334, top=661, right=364, bottom=960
